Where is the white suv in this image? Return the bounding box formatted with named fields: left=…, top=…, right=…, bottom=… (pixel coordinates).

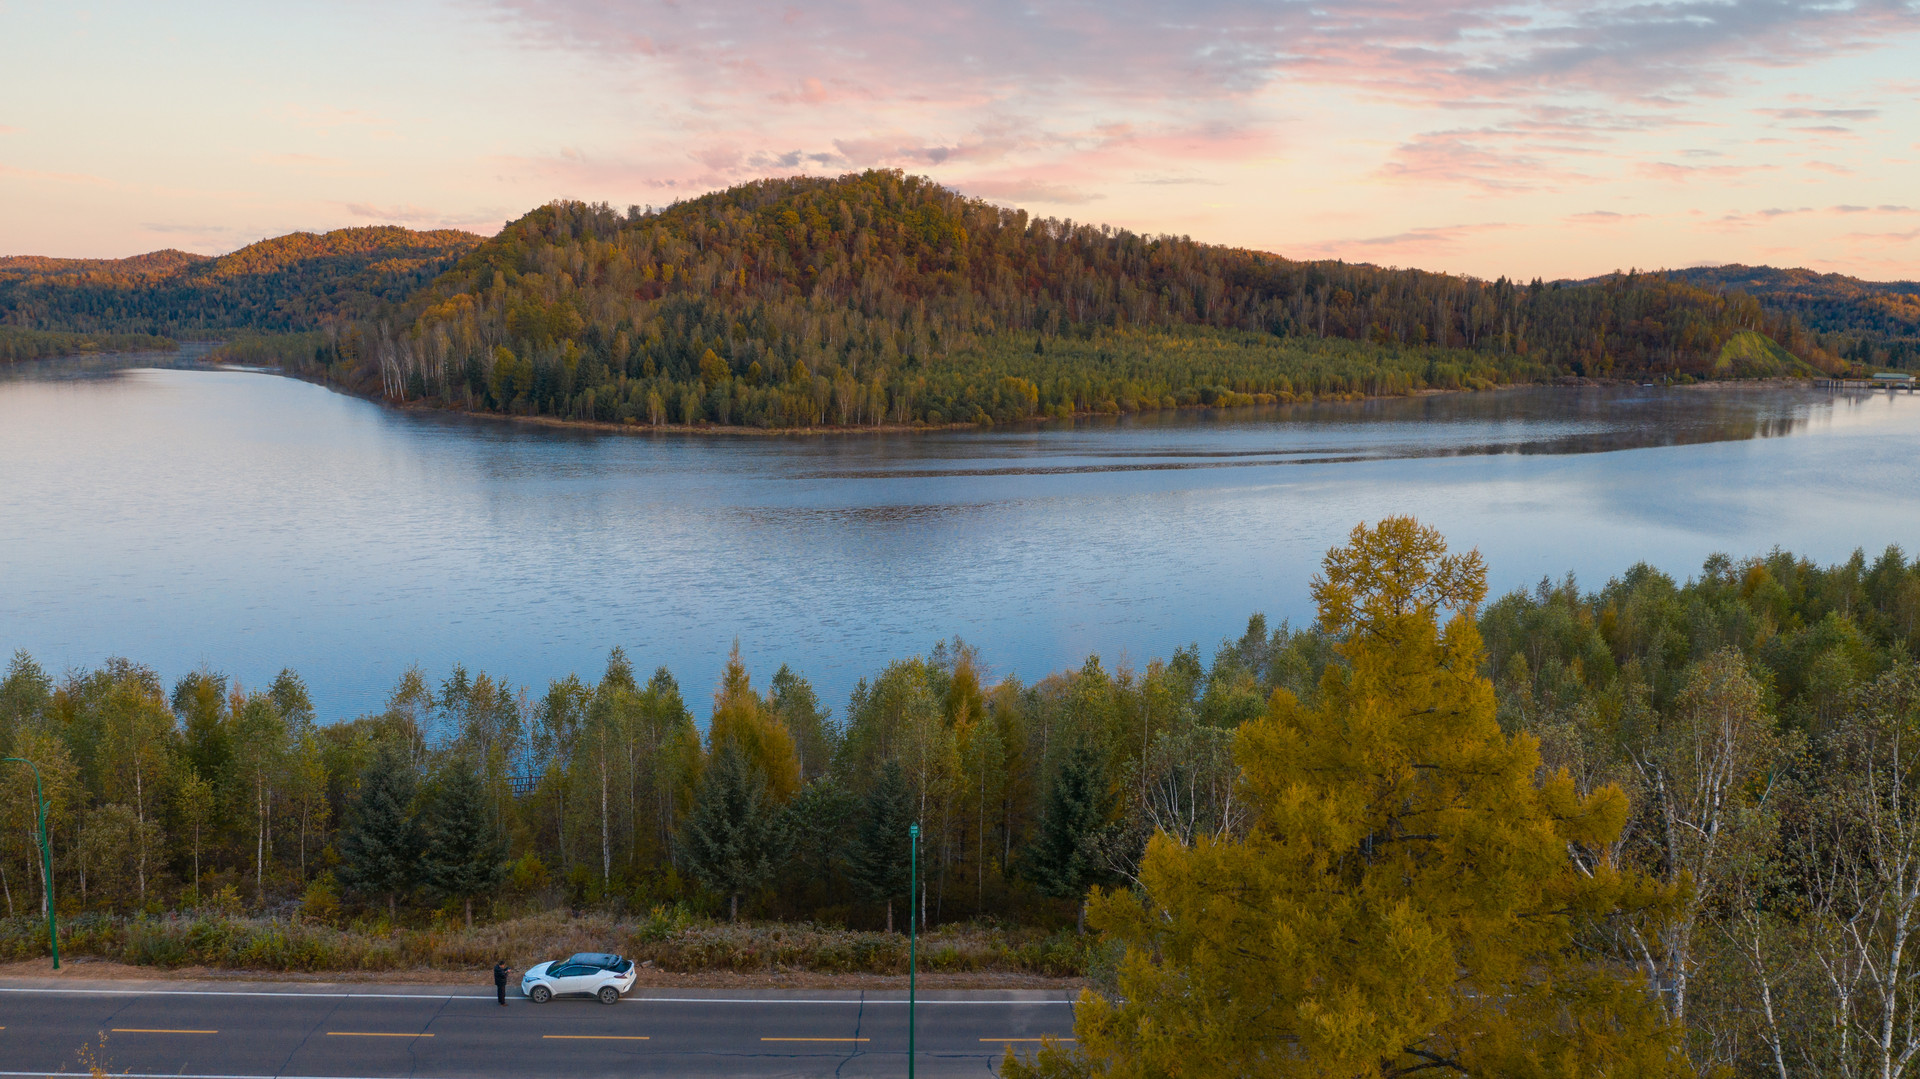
left=520, top=952, right=637, bottom=1004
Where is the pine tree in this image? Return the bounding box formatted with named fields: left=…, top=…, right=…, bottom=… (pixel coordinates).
left=337, top=744, right=422, bottom=921
left=847, top=760, right=913, bottom=933
left=422, top=757, right=508, bottom=928
left=769, top=664, right=835, bottom=782
left=678, top=745, right=787, bottom=921
left=1021, top=739, right=1113, bottom=931
left=785, top=775, right=857, bottom=900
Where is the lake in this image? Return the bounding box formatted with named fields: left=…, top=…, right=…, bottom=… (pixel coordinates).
left=4, top=352, right=1918, bottom=720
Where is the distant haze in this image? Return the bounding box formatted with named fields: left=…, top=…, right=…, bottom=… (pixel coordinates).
left=1, top=1, right=1917, bottom=280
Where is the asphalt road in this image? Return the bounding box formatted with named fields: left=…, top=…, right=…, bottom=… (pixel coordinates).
left=0, top=977, right=1078, bottom=1078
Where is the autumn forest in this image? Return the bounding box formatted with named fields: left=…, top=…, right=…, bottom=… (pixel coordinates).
left=8, top=524, right=1920, bottom=1074
left=6, top=172, right=1918, bottom=430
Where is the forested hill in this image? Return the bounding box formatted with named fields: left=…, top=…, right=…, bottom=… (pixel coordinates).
left=0, top=226, right=482, bottom=337
left=298, top=171, right=1840, bottom=428
left=1661, top=264, right=1920, bottom=368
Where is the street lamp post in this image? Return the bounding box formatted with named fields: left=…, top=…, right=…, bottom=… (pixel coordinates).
left=2, top=757, right=58, bottom=970
left=908, top=821, right=919, bottom=1079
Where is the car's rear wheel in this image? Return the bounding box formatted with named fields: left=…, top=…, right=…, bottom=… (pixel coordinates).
left=530, top=985, right=552, bottom=1004
left=598, top=985, right=620, bottom=1005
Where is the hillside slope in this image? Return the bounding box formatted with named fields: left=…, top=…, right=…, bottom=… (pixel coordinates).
left=0, top=226, right=483, bottom=336
left=298, top=171, right=1835, bottom=428
left=1664, top=264, right=1920, bottom=368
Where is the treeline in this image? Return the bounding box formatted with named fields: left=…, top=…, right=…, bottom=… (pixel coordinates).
left=12, top=536, right=1920, bottom=1069
left=13, top=531, right=1920, bottom=1071
left=284, top=171, right=1837, bottom=429
left=0, top=326, right=176, bottom=362
left=0, top=227, right=481, bottom=338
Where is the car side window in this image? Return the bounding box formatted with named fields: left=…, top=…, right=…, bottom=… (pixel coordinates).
left=551, top=964, right=587, bottom=977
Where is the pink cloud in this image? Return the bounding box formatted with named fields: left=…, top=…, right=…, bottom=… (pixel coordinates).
left=1759, top=107, right=1880, bottom=122
left=341, top=202, right=509, bottom=231
left=0, top=161, right=118, bottom=188
left=474, top=0, right=1919, bottom=207
left=1845, top=229, right=1920, bottom=246
left=1294, top=222, right=1514, bottom=262
left=494, top=0, right=1920, bottom=107
left=1565, top=210, right=1649, bottom=224
left=954, top=178, right=1104, bottom=205
left=1378, top=124, right=1603, bottom=191
left=1637, top=161, right=1778, bottom=182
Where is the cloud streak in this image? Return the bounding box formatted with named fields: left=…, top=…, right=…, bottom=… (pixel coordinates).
left=485, top=0, right=1920, bottom=206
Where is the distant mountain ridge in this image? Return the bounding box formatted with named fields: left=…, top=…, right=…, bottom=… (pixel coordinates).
left=1574, top=264, right=1920, bottom=368
left=0, top=226, right=482, bottom=336
left=1658, top=264, right=1920, bottom=367
left=0, top=249, right=211, bottom=278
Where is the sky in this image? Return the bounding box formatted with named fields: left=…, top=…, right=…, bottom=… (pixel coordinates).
left=2, top=0, right=1918, bottom=281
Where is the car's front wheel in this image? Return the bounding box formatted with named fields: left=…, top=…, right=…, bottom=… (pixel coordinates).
left=530, top=985, right=552, bottom=1004
left=598, top=985, right=620, bottom=1005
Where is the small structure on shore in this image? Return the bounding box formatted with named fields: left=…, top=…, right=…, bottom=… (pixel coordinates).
left=1815, top=373, right=1917, bottom=392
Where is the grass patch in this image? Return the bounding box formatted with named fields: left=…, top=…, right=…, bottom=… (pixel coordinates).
left=0, top=909, right=1087, bottom=977
left=1714, top=330, right=1817, bottom=378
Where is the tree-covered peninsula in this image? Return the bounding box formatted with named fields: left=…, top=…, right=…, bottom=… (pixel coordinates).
left=12, top=172, right=1911, bottom=426
left=276, top=171, right=1840, bottom=429
left=0, top=326, right=175, bottom=362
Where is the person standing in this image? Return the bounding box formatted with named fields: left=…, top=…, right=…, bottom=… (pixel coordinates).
left=494, top=959, right=511, bottom=1005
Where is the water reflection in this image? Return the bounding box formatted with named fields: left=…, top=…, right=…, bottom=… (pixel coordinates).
left=1, top=357, right=1915, bottom=720
left=0, top=343, right=212, bottom=382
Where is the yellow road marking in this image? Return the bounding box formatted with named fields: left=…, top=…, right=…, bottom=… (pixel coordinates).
left=112, top=1028, right=218, bottom=1034
left=326, top=1032, right=434, bottom=1037
left=761, top=1037, right=870, bottom=1042
left=543, top=1034, right=650, bottom=1040
left=983, top=1037, right=1076, bottom=1042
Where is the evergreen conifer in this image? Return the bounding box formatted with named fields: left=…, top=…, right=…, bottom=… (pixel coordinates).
left=337, top=744, right=422, bottom=921
left=423, top=757, right=508, bottom=928
left=1022, top=739, right=1114, bottom=931
left=678, top=745, right=787, bottom=921
left=848, top=760, right=913, bottom=932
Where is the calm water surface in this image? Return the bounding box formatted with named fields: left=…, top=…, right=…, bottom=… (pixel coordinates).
left=4, top=352, right=1918, bottom=719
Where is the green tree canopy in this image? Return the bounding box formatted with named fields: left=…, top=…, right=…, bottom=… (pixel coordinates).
left=423, top=756, right=509, bottom=928
left=847, top=759, right=914, bottom=933
left=336, top=744, right=423, bottom=921
left=678, top=744, right=787, bottom=921
left=1020, top=738, right=1115, bottom=930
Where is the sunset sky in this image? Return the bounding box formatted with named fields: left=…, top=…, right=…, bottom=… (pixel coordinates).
left=3, top=0, right=1918, bottom=280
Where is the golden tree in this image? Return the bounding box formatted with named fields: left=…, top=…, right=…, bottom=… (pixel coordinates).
left=1018, top=518, right=1684, bottom=1079
left=708, top=644, right=801, bottom=803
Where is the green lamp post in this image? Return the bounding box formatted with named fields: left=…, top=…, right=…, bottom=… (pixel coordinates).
left=908, top=820, right=919, bottom=1079
left=2, top=757, right=58, bottom=970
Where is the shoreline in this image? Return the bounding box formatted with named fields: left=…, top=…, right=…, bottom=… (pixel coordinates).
left=227, top=364, right=1825, bottom=440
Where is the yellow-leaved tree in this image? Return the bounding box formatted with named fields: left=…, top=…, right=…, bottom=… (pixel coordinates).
left=1013, top=517, right=1684, bottom=1079
left=708, top=644, right=801, bottom=804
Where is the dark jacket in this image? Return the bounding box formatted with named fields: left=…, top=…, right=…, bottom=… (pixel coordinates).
left=493, top=963, right=509, bottom=985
